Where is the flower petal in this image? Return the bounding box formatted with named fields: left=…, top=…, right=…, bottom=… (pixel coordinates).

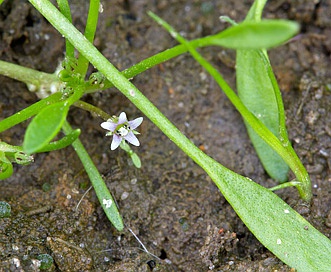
left=101, top=121, right=117, bottom=132
left=118, top=112, right=127, bottom=124
left=128, top=117, right=143, bottom=130
left=124, top=131, right=140, bottom=146
left=111, top=134, right=122, bottom=150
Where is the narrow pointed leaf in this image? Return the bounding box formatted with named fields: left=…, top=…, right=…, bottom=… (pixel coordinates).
left=62, top=122, right=124, bottom=231
left=205, top=159, right=331, bottom=272
left=236, top=50, right=289, bottom=181
left=236, top=1, right=290, bottom=182
left=209, top=20, right=299, bottom=49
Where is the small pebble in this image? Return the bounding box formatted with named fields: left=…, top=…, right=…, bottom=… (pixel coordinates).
left=0, top=201, right=11, bottom=218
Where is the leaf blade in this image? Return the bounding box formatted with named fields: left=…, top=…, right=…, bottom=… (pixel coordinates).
left=236, top=49, right=289, bottom=181
left=209, top=20, right=299, bottom=49
left=36, top=128, right=81, bottom=153
left=206, top=159, right=331, bottom=272
left=23, top=102, right=69, bottom=154
left=235, top=1, right=291, bottom=182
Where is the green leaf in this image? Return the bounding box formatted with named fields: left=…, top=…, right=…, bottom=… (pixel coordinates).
left=0, top=152, right=13, bottom=180
left=62, top=121, right=124, bottom=231
left=149, top=9, right=291, bottom=182
left=131, top=153, right=141, bottom=168
left=23, top=102, right=69, bottom=154
left=245, top=0, right=267, bottom=21
left=208, top=20, right=299, bottom=49
left=0, top=92, right=62, bottom=133
left=236, top=50, right=289, bottom=182
left=146, top=11, right=320, bottom=269
left=36, top=128, right=81, bottom=153
left=206, top=159, right=331, bottom=272
left=236, top=0, right=290, bottom=182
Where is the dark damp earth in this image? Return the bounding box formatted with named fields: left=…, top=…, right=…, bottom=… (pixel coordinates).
left=1, top=1, right=330, bottom=271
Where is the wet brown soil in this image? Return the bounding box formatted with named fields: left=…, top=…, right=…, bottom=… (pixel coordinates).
left=0, top=0, right=330, bottom=271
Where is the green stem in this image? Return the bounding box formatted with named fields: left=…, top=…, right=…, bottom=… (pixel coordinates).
left=256, top=49, right=289, bottom=146
left=0, top=92, right=63, bottom=133
left=37, top=128, right=81, bottom=153
left=62, top=121, right=124, bottom=231
left=73, top=100, right=111, bottom=120
left=84, top=38, right=208, bottom=93
left=56, top=0, right=75, bottom=58
left=269, top=180, right=301, bottom=192
left=256, top=50, right=310, bottom=190
left=28, top=0, right=311, bottom=201
left=66, top=86, right=84, bottom=105
left=76, top=0, right=100, bottom=76
left=245, top=0, right=267, bottom=21
left=148, top=12, right=311, bottom=200
left=0, top=60, right=60, bottom=90
left=28, top=0, right=210, bottom=167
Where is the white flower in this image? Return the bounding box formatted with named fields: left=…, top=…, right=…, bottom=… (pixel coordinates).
left=101, top=112, right=143, bottom=150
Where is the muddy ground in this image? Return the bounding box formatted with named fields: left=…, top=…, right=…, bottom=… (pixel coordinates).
left=0, top=0, right=330, bottom=271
